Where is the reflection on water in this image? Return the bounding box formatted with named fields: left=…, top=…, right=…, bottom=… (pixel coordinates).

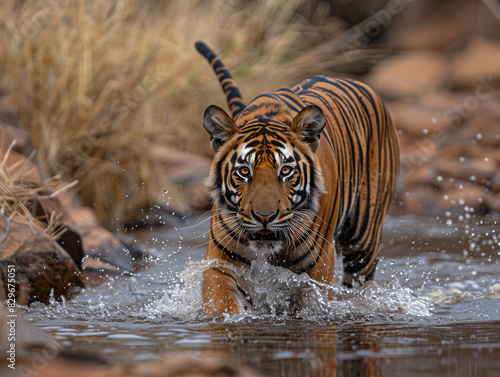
left=22, top=214, right=500, bottom=376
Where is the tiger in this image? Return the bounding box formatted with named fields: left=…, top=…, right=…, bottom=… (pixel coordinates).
left=195, top=41, right=400, bottom=315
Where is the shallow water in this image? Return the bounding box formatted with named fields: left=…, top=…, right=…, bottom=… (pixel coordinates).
left=23, top=212, right=500, bottom=376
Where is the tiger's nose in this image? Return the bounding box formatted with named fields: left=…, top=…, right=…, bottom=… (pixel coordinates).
left=252, top=210, right=278, bottom=224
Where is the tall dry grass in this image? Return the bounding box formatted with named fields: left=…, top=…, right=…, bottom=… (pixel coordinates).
left=0, top=0, right=373, bottom=228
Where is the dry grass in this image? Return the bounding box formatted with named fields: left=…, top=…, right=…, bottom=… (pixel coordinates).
left=0, top=0, right=375, bottom=228
left=0, top=140, right=76, bottom=240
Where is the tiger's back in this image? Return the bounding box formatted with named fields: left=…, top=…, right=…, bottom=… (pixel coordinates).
left=196, top=42, right=399, bottom=314
left=292, top=76, right=399, bottom=286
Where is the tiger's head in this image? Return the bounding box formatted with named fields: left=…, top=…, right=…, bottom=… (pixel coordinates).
left=203, top=99, right=327, bottom=260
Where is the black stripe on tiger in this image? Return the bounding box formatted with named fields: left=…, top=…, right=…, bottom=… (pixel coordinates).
left=210, top=229, right=251, bottom=265
left=195, top=41, right=246, bottom=118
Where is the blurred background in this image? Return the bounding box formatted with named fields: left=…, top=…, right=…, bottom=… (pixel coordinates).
left=1, top=0, right=499, bottom=230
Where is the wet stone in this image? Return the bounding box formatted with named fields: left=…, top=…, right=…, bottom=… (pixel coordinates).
left=0, top=216, right=84, bottom=305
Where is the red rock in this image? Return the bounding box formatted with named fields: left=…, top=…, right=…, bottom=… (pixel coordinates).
left=449, top=37, right=500, bottom=89
left=366, top=51, right=447, bottom=99
left=0, top=216, right=84, bottom=305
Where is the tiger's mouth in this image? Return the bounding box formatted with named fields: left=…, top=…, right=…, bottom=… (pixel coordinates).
left=249, top=230, right=282, bottom=242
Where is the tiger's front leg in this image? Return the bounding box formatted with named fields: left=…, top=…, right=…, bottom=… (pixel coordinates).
left=202, top=266, right=247, bottom=315
left=305, top=227, right=337, bottom=292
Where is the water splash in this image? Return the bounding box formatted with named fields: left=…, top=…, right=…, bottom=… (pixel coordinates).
left=146, top=259, right=432, bottom=321
left=421, top=283, right=500, bottom=305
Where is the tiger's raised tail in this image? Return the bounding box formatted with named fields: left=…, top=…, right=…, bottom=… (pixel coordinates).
left=195, top=41, right=246, bottom=119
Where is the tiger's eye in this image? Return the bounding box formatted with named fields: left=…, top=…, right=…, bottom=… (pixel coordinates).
left=236, top=166, right=250, bottom=179
left=281, top=166, right=291, bottom=175
left=280, top=166, right=295, bottom=179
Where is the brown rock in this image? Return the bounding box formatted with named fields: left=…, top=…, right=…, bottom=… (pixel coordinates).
left=457, top=113, right=500, bottom=149
left=0, top=148, right=43, bottom=187
left=151, top=144, right=211, bottom=211
left=1, top=125, right=143, bottom=288
left=383, top=0, right=472, bottom=50
left=389, top=11, right=464, bottom=50
left=53, top=191, right=143, bottom=274
left=396, top=185, right=441, bottom=214
left=417, top=91, right=467, bottom=110
left=389, top=100, right=452, bottom=138
left=81, top=257, right=123, bottom=287
left=488, top=194, right=500, bottom=212
left=404, top=163, right=440, bottom=189
left=0, top=122, right=35, bottom=157
left=77, top=226, right=135, bottom=272
left=399, top=137, right=437, bottom=178
left=491, top=171, right=500, bottom=194
left=441, top=180, right=492, bottom=213
left=449, top=37, right=500, bottom=89
left=0, top=216, right=84, bottom=304
left=433, top=154, right=497, bottom=185
left=366, top=51, right=447, bottom=99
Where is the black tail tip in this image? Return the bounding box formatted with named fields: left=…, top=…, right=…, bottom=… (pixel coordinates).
left=195, top=40, right=208, bottom=53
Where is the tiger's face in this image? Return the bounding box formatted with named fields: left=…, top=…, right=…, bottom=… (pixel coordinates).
left=203, top=103, right=327, bottom=260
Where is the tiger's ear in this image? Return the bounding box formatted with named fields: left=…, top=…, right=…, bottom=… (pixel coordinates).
left=290, top=105, right=326, bottom=152
left=203, top=105, right=238, bottom=152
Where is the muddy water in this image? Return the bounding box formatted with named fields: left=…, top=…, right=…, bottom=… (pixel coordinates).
left=24, top=213, right=500, bottom=376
